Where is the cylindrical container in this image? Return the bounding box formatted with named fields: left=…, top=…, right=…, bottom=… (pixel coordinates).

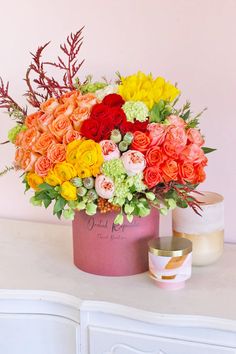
left=148, top=237, right=192, bottom=290
left=172, top=191, right=224, bottom=266
left=72, top=208, right=159, bottom=276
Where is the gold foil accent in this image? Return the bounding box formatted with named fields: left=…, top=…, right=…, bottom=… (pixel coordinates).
left=165, top=255, right=188, bottom=269
left=161, top=275, right=176, bottom=280
left=149, top=237, right=192, bottom=257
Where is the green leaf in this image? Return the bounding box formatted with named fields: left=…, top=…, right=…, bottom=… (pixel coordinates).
left=63, top=209, right=75, bottom=220
left=159, top=207, right=168, bottom=216
left=76, top=201, right=86, bottom=210
left=177, top=199, right=188, bottom=208
left=38, top=183, right=54, bottom=191
left=186, top=118, right=199, bottom=129
left=166, top=198, right=177, bottom=209
left=124, top=204, right=134, bottom=214
left=43, top=198, right=52, bottom=209
left=114, top=214, right=124, bottom=225
left=86, top=202, right=97, bottom=216
left=56, top=210, right=63, bottom=219
left=53, top=197, right=67, bottom=214
left=30, top=196, right=42, bottom=207
left=181, top=109, right=191, bottom=121
left=149, top=103, right=161, bottom=123
left=126, top=214, right=134, bottom=223
left=146, top=192, right=156, bottom=201
left=202, top=147, right=217, bottom=154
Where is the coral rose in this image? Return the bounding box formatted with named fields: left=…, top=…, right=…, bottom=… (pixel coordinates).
left=33, top=132, right=56, bottom=155
left=49, top=115, right=72, bottom=142
left=60, top=181, right=77, bottom=201
left=187, top=128, right=205, bottom=146
left=37, top=113, right=55, bottom=132
left=63, top=130, right=81, bottom=145
left=167, top=115, right=186, bottom=127
left=162, top=159, right=179, bottom=182
left=146, top=146, right=166, bottom=167
left=70, top=106, right=91, bottom=130
left=54, top=102, right=75, bottom=118
left=131, top=131, right=150, bottom=153
left=35, top=156, right=53, bottom=177
left=21, top=151, right=39, bottom=171
left=166, top=126, right=187, bottom=151
left=25, top=111, right=43, bottom=129
left=27, top=172, right=44, bottom=190
left=21, top=128, right=40, bottom=150
left=121, top=150, right=146, bottom=176
left=14, top=148, right=24, bottom=168
left=59, top=90, right=81, bottom=104
left=78, top=93, right=97, bottom=108
left=180, top=144, right=207, bottom=164
left=147, top=123, right=167, bottom=146
left=40, top=98, right=59, bottom=113
left=194, top=164, right=206, bottom=183
left=143, top=166, right=162, bottom=188
left=47, top=143, right=66, bottom=164
left=162, top=141, right=180, bottom=160
left=14, top=131, right=25, bottom=147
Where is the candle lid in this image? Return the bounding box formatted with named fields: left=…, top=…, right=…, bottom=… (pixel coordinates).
left=148, top=237, right=192, bottom=257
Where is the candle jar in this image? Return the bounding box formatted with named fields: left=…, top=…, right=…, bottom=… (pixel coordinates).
left=172, top=192, right=224, bottom=266
left=148, top=237, right=192, bottom=290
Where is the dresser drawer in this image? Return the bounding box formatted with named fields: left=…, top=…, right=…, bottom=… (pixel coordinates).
left=88, top=326, right=235, bottom=354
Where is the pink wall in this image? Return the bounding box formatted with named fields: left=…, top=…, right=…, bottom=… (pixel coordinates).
left=0, top=0, right=235, bottom=241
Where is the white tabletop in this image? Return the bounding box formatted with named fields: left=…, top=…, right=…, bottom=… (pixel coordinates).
left=0, top=217, right=235, bottom=320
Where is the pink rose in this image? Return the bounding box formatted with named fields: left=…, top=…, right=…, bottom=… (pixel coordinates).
left=166, top=126, right=187, bottom=151
left=147, top=123, right=167, bottom=146
left=180, top=144, right=207, bottom=164
left=99, top=140, right=120, bottom=161
left=95, top=174, right=115, bottom=199
left=187, top=128, right=205, bottom=146
left=121, top=150, right=146, bottom=176
left=35, top=156, right=53, bottom=177
left=167, top=115, right=186, bottom=127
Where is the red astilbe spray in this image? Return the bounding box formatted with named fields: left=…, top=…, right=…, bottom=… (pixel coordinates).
left=24, top=28, right=85, bottom=108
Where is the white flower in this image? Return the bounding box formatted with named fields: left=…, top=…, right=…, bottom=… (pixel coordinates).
left=121, top=150, right=146, bottom=176
left=95, top=174, right=115, bottom=199
left=95, top=84, right=118, bottom=101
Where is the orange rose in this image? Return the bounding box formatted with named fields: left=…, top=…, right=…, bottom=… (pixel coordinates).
left=35, top=156, right=53, bottom=177
left=47, top=143, right=66, bottom=163
left=40, top=98, right=59, bottom=113
left=21, top=128, right=40, bottom=150
left=131, top=131, right=151, bottom=153
left=162, top=159, right=179, bottom=182
left=146, top=146, right=166, bottom=167
left=21, top=150, right=39, bottom=171
left=49, top=115, right=72, bottom=142
left=59, top=90, right=81, bottom=104
left=14, top=131, right=25, bottom=147
left=144, top=166, right=162, bottom=188
left=25, top=111, right=43, bottom=129
left=33, top=132, right=56, bottom=155
left=77, top=93, right=97, bottom=108
left=14, top=148, right=24, bottom=168
left=37, top=113, right=55, bottom=132
left=70, top=106, right=90, bottom=130
left=194, top=164, right=206, bottom=183
left=179, top=162, right=196, bottom=184
left=54, top=102, right=75, bottom=118
left=63, top=130, right=81, bottom=144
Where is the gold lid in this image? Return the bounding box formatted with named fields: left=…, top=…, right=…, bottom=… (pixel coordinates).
left=148, top=237, right=192, bottom=257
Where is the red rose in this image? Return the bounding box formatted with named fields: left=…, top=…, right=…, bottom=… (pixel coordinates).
left=80, top=118, right=102, bottom=142
left=90, top=103, right=110, bottom=120
left=144, top=166, right=162, bottom=188
left=109, top=107, right=126, bottom=127
left=102, top=94, right=125, bottom=108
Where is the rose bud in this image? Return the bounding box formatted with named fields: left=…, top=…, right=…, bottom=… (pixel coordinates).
left=95, top=174, right=115, bottom=199
left=100, top=140, right=120, bottom=161
left=121, top=150, right=146, bottom=176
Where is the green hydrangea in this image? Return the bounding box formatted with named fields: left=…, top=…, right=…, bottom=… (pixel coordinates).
left=8, top=124, right=27, bottom=143
left=126, top=173, right=147, bottom=192
left=81, top=82, right=107, bottom=94
left=102, top=159, right=125, bottom=178
left=122, top=101, right=149, bottom=123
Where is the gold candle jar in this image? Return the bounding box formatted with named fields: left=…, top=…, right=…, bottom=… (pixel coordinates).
left=148, top=237, right=192, bottom=290
left=172, top=191, right=224, bottom=266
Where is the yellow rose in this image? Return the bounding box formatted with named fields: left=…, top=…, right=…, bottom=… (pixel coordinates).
left=54, top=162, right=77, bottom=182
left=45, top=170, right=62, bottom=186
left=27, top=172, right=44, bottom=190
left=60, top=181, right=77, bottom=201
left=66, top=139, right=103, bottom=177
left=66, top=139, right=83, bottom=165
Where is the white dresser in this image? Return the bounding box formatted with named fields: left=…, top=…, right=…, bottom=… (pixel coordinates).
left=0, top=218, right=235, bottom=354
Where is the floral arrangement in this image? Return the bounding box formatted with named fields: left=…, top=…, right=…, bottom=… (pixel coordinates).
left=0, top=29, right=215, bottom=224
